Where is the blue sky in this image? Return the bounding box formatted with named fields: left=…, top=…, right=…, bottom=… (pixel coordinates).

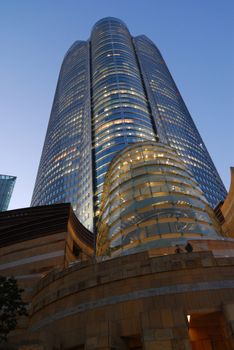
left=0, top=0, right=233, bottom=210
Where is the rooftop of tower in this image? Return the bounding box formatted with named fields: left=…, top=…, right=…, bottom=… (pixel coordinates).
left=64, top=17, right=129, bottom=58
left=91, top=16, right=128, bottom=31
left=64, top=40, right=86, bottom=57
left=64, top=17, right=160, bottom=62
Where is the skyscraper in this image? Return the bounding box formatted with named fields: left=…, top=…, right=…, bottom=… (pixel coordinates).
left=31, top=17, right=227, bottom=232
left=0, top=174, right=16, bottom=211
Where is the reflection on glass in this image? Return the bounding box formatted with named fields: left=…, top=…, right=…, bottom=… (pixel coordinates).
left=96, top=142, right=221, bottom=257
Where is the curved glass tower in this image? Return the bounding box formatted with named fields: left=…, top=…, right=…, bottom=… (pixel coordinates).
left=31, top=17, right=227, bottom=233
left=96, top=142, right=221, bottom=258
left=31, top=41, right=94, bottom=230
left=133, top=35, right=226, bottom=207
left=91, top=18, right=156, bottom=207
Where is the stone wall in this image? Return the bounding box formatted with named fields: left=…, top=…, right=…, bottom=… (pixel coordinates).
left=9, top=250, right=234, bottom=349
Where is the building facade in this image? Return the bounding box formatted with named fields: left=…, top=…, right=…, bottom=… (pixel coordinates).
left=0, top=174, right=16, bottom=211
left=2, top=200, right=234, bottom=349
left=31, top=17, right=226, bottom=232
left=96, top=142, right=221, bottom=258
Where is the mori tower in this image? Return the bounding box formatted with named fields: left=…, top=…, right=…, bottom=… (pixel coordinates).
left=31, top=17, right=227, bottom=232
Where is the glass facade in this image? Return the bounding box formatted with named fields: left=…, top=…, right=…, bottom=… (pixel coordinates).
left=31, top=17, right=227, bottom=234
left=91, top=18, right=156, bottom=208
left=0, top=174, right=16, bottom=211
left=133, top=35, right=227, bottom=208
left=96, top=143, right=221, bottom=257
left=31, top=41, right=94, bottom=231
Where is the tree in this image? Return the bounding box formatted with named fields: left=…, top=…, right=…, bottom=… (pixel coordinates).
left=0, top=276, right=27, bottom=343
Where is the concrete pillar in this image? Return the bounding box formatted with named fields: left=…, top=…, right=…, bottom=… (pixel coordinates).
left=141, top=308, right=191, bottom=350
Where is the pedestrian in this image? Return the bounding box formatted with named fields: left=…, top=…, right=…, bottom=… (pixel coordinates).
left=175, top=244, right=182, bottom=254
left=185, top=242, right=193, bottom=253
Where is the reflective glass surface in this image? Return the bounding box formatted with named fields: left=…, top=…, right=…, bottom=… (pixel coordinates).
left=0, top=174, right=16, bottom=211
left=31, top=17, right=227, bottom=236
left=96, top=143, right=221, bottom=257
left=91, top=18, right=156, bottom=208
left=133, top=35, right=227, bottom=208
left=31, top=41, right=94, bottom=230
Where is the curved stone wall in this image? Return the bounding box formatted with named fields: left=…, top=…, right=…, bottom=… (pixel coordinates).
left=13, top=250, right=234, bottom=349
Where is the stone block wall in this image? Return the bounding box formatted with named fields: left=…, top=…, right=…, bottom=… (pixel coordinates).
left=6, top=250, right=234, bottom=349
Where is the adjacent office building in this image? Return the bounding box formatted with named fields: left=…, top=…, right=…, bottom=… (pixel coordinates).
left=31, top=17, right=227, bottom=232
left=0, top=174, right=16, bottom=211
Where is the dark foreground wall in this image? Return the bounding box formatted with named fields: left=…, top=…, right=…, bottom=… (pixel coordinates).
left=6, top=250, right=234, bottom=350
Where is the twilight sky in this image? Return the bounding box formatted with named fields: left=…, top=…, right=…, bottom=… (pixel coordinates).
left=0, top=0, right=233, bottom=210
